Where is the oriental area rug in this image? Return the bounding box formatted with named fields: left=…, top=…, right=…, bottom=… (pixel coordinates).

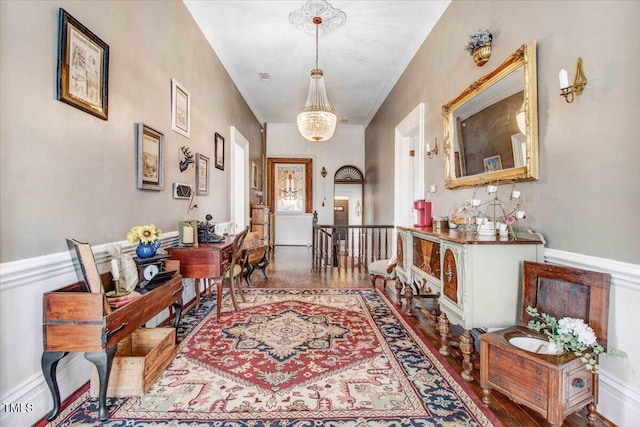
left=42, top=289, right=502, bottom=427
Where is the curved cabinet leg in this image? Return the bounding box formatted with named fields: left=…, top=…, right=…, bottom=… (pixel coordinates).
left=460, top=329, right=475, bottom=382
left=394, top=279, right=402, bottom=305
left=41, top=351, right=68, bottom=421
left=84, top=346, right=117, bottom=421
left=173, top=296, right=183, bottom=337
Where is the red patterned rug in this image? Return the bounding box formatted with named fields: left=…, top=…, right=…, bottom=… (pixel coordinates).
left=43, top=289, right=502, bottom=426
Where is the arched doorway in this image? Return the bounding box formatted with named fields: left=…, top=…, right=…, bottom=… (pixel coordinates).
left=333, top=165, right=364, bottom=230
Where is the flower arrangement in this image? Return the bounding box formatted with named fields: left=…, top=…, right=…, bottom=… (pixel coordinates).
left=526, top=306, right=626, bottom=373
left=464, top=29, right=492, bottom=54
left=126, top=224, right=162, bottom=244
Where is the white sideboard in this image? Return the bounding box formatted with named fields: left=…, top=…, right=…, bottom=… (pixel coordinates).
left=396, top=226, right=545, bottom=381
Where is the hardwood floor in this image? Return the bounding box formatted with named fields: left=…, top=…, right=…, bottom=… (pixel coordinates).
left=244, top=245, right=614, bottom=427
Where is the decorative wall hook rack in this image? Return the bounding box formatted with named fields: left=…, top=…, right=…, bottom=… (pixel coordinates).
left=559, top=58, right=587, bottom=103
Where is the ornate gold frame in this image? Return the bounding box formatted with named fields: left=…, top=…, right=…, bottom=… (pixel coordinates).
left=443, top=41, right=538, bottom=189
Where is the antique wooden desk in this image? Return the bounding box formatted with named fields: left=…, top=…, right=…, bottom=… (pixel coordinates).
left=41, top=274, right=183, bottom=421
left=165, top=239, right=233, bottom=320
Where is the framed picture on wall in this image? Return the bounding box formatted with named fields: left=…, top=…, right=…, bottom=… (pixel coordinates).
left=56, top=8, right=109, bottom=120
left=136, top=123, right=164, bottom=191
left=483, top=155, right=503, bottom=173
left=215, top=132, right=225, bottom=170
left=251, top=161, right=259, bottom=189
left=171, top=78, right=190, bottom=137
left=195, top=153, right=210, bottom=195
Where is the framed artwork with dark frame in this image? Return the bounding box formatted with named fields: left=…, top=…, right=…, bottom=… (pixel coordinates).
left=56, top=8, right=109, bottom=120
left=215, top=132, right=225, bottom=170
left=195, top=153, right=210, bottom=195
left=136, top=123, right=165, bottom=191
left=251, top=161, right=259, bottom=189
left=483, top=155, right=503, bottom=173
left=171, top=78, right=190, bottom=138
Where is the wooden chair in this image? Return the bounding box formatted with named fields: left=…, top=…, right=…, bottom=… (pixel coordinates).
left=221, top=226, right=249, bottom=312
left=242, top=231, right=269, bottom=286
left=480, top=261, right=611, bottom=427
left=368, top=258, right=402, bottom=304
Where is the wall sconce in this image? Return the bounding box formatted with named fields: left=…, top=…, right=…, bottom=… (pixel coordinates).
left=321, top=166, right=327, bottom=177
left=355, top=200, right=361, bottom=217
left=426, top=138, right=439, bottom=159
left=559, top=58, right=587, bottom=103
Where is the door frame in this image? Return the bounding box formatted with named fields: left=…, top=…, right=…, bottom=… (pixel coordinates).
left=230, top=126, right=250, bottom=233
left=394, top=103, right=425, bottom=228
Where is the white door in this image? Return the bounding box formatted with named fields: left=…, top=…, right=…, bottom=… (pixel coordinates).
left=394, top=103, right=425, bottom=228
left=230, top=126, right=250, bottom=234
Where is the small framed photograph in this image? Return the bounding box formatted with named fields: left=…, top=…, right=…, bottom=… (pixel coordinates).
left=171, top=78, right=190, bottom=137
left=251, top=161, right=259, bottom=189
left=483, top=155, right=503, bottom=173
left=195, top=153, right=210, bottom=195
left=136, top=123, right=164, bottom=191
left=215, top=132, right=225, bottom=170
left=56, top=8, right=109, bottom=120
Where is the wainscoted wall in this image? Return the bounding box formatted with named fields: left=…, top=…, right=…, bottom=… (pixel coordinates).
left=1, top=245, right=637, bottom=426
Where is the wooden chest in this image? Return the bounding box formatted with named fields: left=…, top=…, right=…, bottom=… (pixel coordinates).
left=481, top=326, right=595, bottom=425
left=479, top=261, right=610, bottom=427
left=90, top=327, right=175, bottom=397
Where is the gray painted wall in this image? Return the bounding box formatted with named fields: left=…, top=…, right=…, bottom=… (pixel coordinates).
left=365, top=0, right=640, bottom=264
left=0, top=0, right=263, bottom=262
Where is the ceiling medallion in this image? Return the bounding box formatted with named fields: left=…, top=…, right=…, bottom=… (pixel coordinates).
left=289, top=0, right=346, bottom=35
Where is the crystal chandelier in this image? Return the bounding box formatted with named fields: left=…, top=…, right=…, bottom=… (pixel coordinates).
left=292, top=0, right=344, bottom=142
left=296, top=19, right=336, bottom=142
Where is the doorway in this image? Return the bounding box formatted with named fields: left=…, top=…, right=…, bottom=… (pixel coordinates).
left=333, top=197, right=349, bottom=240
left=394, top=103, right=425, bottom=228
left=230, top=126, right=250, bottom=234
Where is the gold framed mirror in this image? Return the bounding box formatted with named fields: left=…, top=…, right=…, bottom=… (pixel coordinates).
left=443, top=41, right=538, bottom=189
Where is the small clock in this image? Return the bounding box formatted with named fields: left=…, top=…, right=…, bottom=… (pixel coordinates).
left=142, top=263, right=160, bottom=280
left=133, top=254, right=168, bottom=283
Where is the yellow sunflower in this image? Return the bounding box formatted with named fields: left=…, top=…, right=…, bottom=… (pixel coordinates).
left=126, top=224, right=161, bottom=244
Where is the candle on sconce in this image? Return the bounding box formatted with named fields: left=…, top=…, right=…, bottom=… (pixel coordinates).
left=516, top=210, right=526, bottom=219
left=487, top=185, right=498, bottom=194
left=559, top=69, right=569, bottom=89
left=426, top=143, right=431, bottom=152
left=471, top=199, right=481, bottom=207
left=110, top=259, right=120, bottom=280
left=511, top=190, right=521, bottom=199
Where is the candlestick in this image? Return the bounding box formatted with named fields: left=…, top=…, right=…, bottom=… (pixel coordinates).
left=110, top=259, right=120, bottom=280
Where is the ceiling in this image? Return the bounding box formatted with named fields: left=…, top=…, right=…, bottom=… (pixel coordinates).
left=184, top=1, right=451, bottom=127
